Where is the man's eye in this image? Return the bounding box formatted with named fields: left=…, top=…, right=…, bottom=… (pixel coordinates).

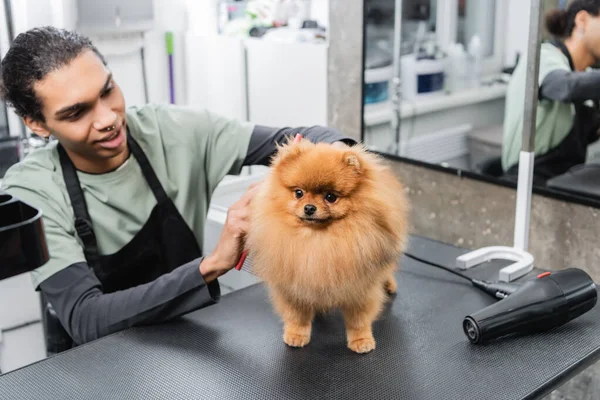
left=67, top=109, right=84, bottom=120
left=101, top=87, right=114, bottom=97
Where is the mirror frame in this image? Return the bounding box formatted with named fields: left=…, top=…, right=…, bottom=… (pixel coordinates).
left=359, top=0, right=600, bottom=210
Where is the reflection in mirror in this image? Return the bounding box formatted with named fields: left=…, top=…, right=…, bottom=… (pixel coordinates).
left=363, top=0, right=507, bottom=173
left=362, top=0, right=600, bottom=205
left=504, top=0, right=600, bottom=202
left=457, top=1, right=495, bottom=58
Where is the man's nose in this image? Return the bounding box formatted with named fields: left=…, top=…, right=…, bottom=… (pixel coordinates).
left=93, top=105, right=117, bottom=132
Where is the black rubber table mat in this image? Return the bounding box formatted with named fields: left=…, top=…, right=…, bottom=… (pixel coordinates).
left=1, top=237, right=600, bottom=400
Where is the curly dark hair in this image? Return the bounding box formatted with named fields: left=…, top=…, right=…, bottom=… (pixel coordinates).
left=0, top=26, right=107, bottom=122
left=546, top=0, right=600, bottom=38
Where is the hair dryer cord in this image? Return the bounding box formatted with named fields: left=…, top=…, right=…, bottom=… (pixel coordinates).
left=404, top=252, right=474, bottom=283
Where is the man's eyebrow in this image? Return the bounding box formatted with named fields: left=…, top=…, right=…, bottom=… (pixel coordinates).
left=54, top=73, right=113, bottom=117
left=100, top=73, right=113, bottom=94
left=54, top=102, right=88, bottom=118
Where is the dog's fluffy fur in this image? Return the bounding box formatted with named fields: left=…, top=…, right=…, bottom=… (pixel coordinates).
left=246, top=139, right=409, bottom=353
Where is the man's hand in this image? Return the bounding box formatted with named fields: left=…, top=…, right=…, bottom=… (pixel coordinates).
left=200, top=182, right=262, bottom=283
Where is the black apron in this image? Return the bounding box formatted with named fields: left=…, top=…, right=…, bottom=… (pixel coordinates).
left=42, top=130, right=203, bottom=354
left=505, top=40, right=600, bottom=185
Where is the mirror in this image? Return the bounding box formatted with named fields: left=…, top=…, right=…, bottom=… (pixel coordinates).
left=363, top=0, right=504, bottom=168
left=362, top=0, right=600, bottom=207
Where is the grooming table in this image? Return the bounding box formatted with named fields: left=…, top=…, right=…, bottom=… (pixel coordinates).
left=1, top=236, right=599, bottom=400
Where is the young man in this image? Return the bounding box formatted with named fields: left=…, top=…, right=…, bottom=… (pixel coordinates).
left=0, top=26, right=354, bottom=350
left=502, top=1, right=600, bottom=183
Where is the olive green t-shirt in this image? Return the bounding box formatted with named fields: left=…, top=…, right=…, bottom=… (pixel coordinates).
left=1, top=103, right=254, bottom=287
left=502, top=42, right=575, bottom=170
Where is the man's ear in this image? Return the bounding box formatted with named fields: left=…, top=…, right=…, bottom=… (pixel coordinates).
left=23, top=117, right=51, bottom=139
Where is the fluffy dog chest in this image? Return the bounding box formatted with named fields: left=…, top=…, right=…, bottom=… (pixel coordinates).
left=282, top=278, right=371, bottom=309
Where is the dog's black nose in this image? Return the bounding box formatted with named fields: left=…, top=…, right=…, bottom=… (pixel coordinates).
left=304, top=204, right=317, bottom=216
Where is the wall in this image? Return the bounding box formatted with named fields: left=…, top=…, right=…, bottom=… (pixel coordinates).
left=504, top=0, right=565, bottom=68
left=391, top=163, right=600, bottom=281
left=325, top=1, right=600, bottom=398
left=50, top=0, right=77, bottom=30
left=11, top=0, right=52, bottom=34
left=327, top=0, right=363, bottom=141
left=246, top=39, right=328, bottom=127
left=310, top=0, right=329, bottom=29
left=504, top=0, right=531, bottom=67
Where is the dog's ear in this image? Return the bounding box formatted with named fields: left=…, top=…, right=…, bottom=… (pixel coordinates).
left=270, top=138, right=304, bottom=168
left=343, top=151, right=362, bottom=174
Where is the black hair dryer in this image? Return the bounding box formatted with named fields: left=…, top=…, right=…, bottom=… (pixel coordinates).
left=463, top=268, right=597, bottom=344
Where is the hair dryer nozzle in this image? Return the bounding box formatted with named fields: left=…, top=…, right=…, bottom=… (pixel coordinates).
left=463, top=316, right=482, bottom=344
left=464, top=268, right=597, bottom=344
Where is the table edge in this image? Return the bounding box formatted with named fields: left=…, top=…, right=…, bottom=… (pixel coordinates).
left=526, top=346, right=600, bottom=400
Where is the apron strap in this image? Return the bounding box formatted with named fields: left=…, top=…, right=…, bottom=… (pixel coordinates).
left=57, top=144, right=100, bottom=266
left=126, top=130, right=169, bottom=204
left=57, top=130, right=170, bottom=264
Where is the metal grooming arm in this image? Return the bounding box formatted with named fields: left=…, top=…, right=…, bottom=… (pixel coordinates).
left=456, top=0, right=542, bottom=282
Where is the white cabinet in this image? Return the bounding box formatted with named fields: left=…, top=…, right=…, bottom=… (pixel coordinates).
left=246, top=38, right=328, bottom=127
left=184, top=34, right=248, bottom=121
left=182, top=34, right=328, bottom=128
left=0, top=274, right=46, bottom=373
left=0, top=323, right=46, bottom=374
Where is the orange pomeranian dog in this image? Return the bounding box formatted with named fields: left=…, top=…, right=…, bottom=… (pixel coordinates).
left=245, top=138, right=409, bottom=354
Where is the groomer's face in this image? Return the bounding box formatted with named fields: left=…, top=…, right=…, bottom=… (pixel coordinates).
left=25, top=49, right=127, bottom=168
left=581, top=14, right=600, bottom=62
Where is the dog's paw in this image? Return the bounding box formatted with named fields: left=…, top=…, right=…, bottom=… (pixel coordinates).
left=348, top=337, right=376, bottom=354
left=284, top=331, right=311, bottom=348
left=384, top=277, right=397, bottom=295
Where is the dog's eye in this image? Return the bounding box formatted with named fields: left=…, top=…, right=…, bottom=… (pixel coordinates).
left=324, top=193, right=337, bottom=203
left=294, top=189, right=304, bottom=199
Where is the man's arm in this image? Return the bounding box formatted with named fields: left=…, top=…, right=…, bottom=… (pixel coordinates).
left=540, top=69, right=600, bottom=103
left=243, top=125, right=356, bottom=166
left=36, top=180, right=260, bottom=346
left=39, top=258, right=220, bottom=345
left=12, top=181, right=221, bottom=346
